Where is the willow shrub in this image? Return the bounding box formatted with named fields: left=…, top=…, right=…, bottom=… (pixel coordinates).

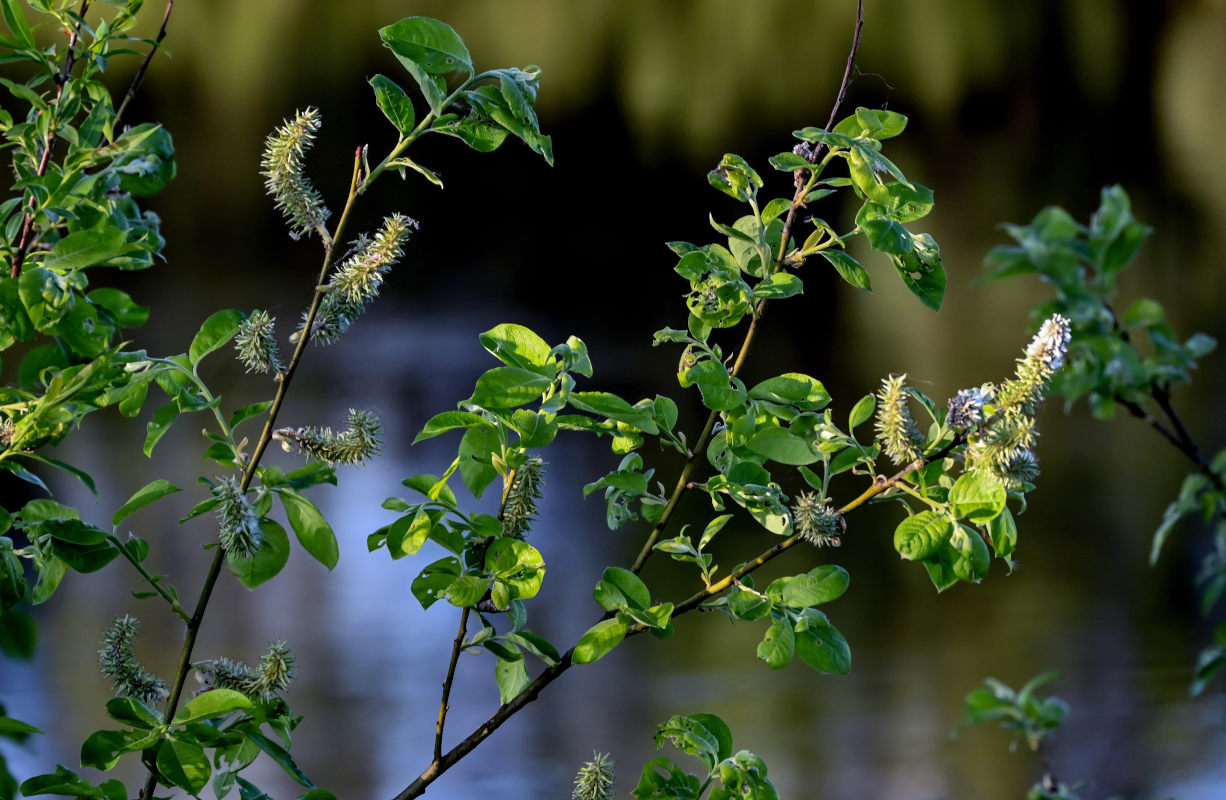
left=0, top=7, right=1164, bottom=800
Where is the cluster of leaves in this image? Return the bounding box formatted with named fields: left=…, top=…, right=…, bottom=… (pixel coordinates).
left=632, top=713, right=779, bottom=800
left=0, top=0, right=172, bottom=486
left=959, top=673, right=1080, bottom=800
left=983, top=186, right=1226, bottom=696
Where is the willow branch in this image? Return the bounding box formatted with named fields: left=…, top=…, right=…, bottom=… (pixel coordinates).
left=114, top=0, right=173, bottom=128
left=139, top=150, right=365, bottom=800
left=1115, top=392, right=1224, bottom=494
left=434, top=607, right=470, bottom=762
left=631, top=1, right=863, bottom=573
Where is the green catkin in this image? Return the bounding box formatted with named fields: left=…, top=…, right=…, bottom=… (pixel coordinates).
left=260, top=108, right=329, bottom=240
left=503, top=458, right=545, bottom=538
left=99, top=615, right=168, bottom=706
left=275, top=408, right=383, bottom=467
left=874, top=373, right=925, bottom=465
left=791, top=491, right=845, bottom=547
left=298, top=214, right=417, bottom=346
left=195, top=641, right=297, bottom=701
left=234, top=309, right=284, bottom=375
left=213, top=476, right=263, bottom=558
left=571, top=752, right=615, bottom=800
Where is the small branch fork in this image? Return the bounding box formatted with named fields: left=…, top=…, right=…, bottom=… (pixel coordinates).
left=395, top=4, right=868, bottom=797
left=139, top=149, right=366, bottom=800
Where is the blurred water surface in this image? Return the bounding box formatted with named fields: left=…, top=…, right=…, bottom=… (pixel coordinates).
left=4, top=1, right=1226, bottom=798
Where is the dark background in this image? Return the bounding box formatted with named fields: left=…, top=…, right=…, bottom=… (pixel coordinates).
left=4, top=2, right=1226, bottom=798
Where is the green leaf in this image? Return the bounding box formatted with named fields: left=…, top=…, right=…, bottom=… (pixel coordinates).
left=105, top=696, right=162, bottom=729
left=569, top=392, right=659, bottom=434
left=1, top=0, right=35, bottom=48
left=369, top=74, right=416, bottom=134
left=239, top=728, right=314, bottom=788
left=572, top=618, right=627, bottom=664
left=414, top=410, right=494, bottom=443
left=156, top=737, right=211, bottom=795
left=380, top=16, right=473, bottom=77
left=174, top=689, right=253, bottom=725
left=746, top=427, right=820, bottom=465
left=189, top=309, right=244, bottom=367
left=445, top=575, right=491, bottom=607
left=599, top=567, right=651, bottom=610
left=225, top=519, right=291, bottom=589
left=861, top=218, right=913, bottom=254
left=495, top=654, right=530, bottom=704
left=81, top=729, right=138, bottom=771
left=794, top=610, right=852, bottom=674
left=948, top=471, right=1007, bottom=523
left=458, top=426, right=499, bottom=498
left=747, top=373, right=831, bottom=410
left=768, top=565, right=850, bottom=607
left=410, top=557, right=460, bottom=609
left=485, top=537, right=545, bottom=601
left=480, top=323, right=554, bottom=374
left=989, top=506, right=1018, bottom=561
left=468, top=366, right=552, bottom=409
left=43, top=229, right=126, bottom=273
left=820, top=249, right=872, bottom=291
left=848, top=393, right=875, bottom=432
left=112, top=479, right=181, bottom=527
left=0, top=716, right=41, bottom=735
left=278, top=490, right=339, bottom=570
left=229, top=401, right=273, bottom=430
left=756, top=616, right=795, bottom=669
left=753, top=272, right=803, bottom=299
left=893, top=511, right=954, bottom=561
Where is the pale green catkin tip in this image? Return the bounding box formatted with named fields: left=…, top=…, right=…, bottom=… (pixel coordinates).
left=572, top=752, right=614, bottom=800
left=874, top=373, right=924, bottom=465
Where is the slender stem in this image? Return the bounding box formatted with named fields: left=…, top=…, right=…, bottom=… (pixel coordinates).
left=107, top=534, right=189, bottom=622
left=114, top=0, right=173, bottom=128
left=434, top=607, right=471, bottom=763
left=1116, top=392, right=1224, bottom=494
left=139, top=150, right=366, bottom=800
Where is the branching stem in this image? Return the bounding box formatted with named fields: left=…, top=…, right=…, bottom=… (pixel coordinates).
left=138, top=149, right=366, bottom=800
left=392, top=7, right=870, bottom=796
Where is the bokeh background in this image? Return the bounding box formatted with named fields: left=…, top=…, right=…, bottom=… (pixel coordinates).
left=4, top=1, right=1226, bottom=798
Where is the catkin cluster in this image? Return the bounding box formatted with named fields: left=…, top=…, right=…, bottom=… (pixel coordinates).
left=195, top=641, right=297, bottom=701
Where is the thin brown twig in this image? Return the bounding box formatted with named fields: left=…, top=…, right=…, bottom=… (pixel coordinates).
left=139, top=149, right=366, bottom=800
left=392, top=5, right=870, bottom=797
left=114, top=0, right=173, bottom=128
left=435, top=607, right=470, bottom=762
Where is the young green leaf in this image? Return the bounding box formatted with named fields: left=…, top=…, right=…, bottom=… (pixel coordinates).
left=572, top=618, right=627, bottom=665
left=369, top=74, right=416, bottom=134
left=278, top=489, right=339, bottom=569
left=112, top=479, right=182, bottom=527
